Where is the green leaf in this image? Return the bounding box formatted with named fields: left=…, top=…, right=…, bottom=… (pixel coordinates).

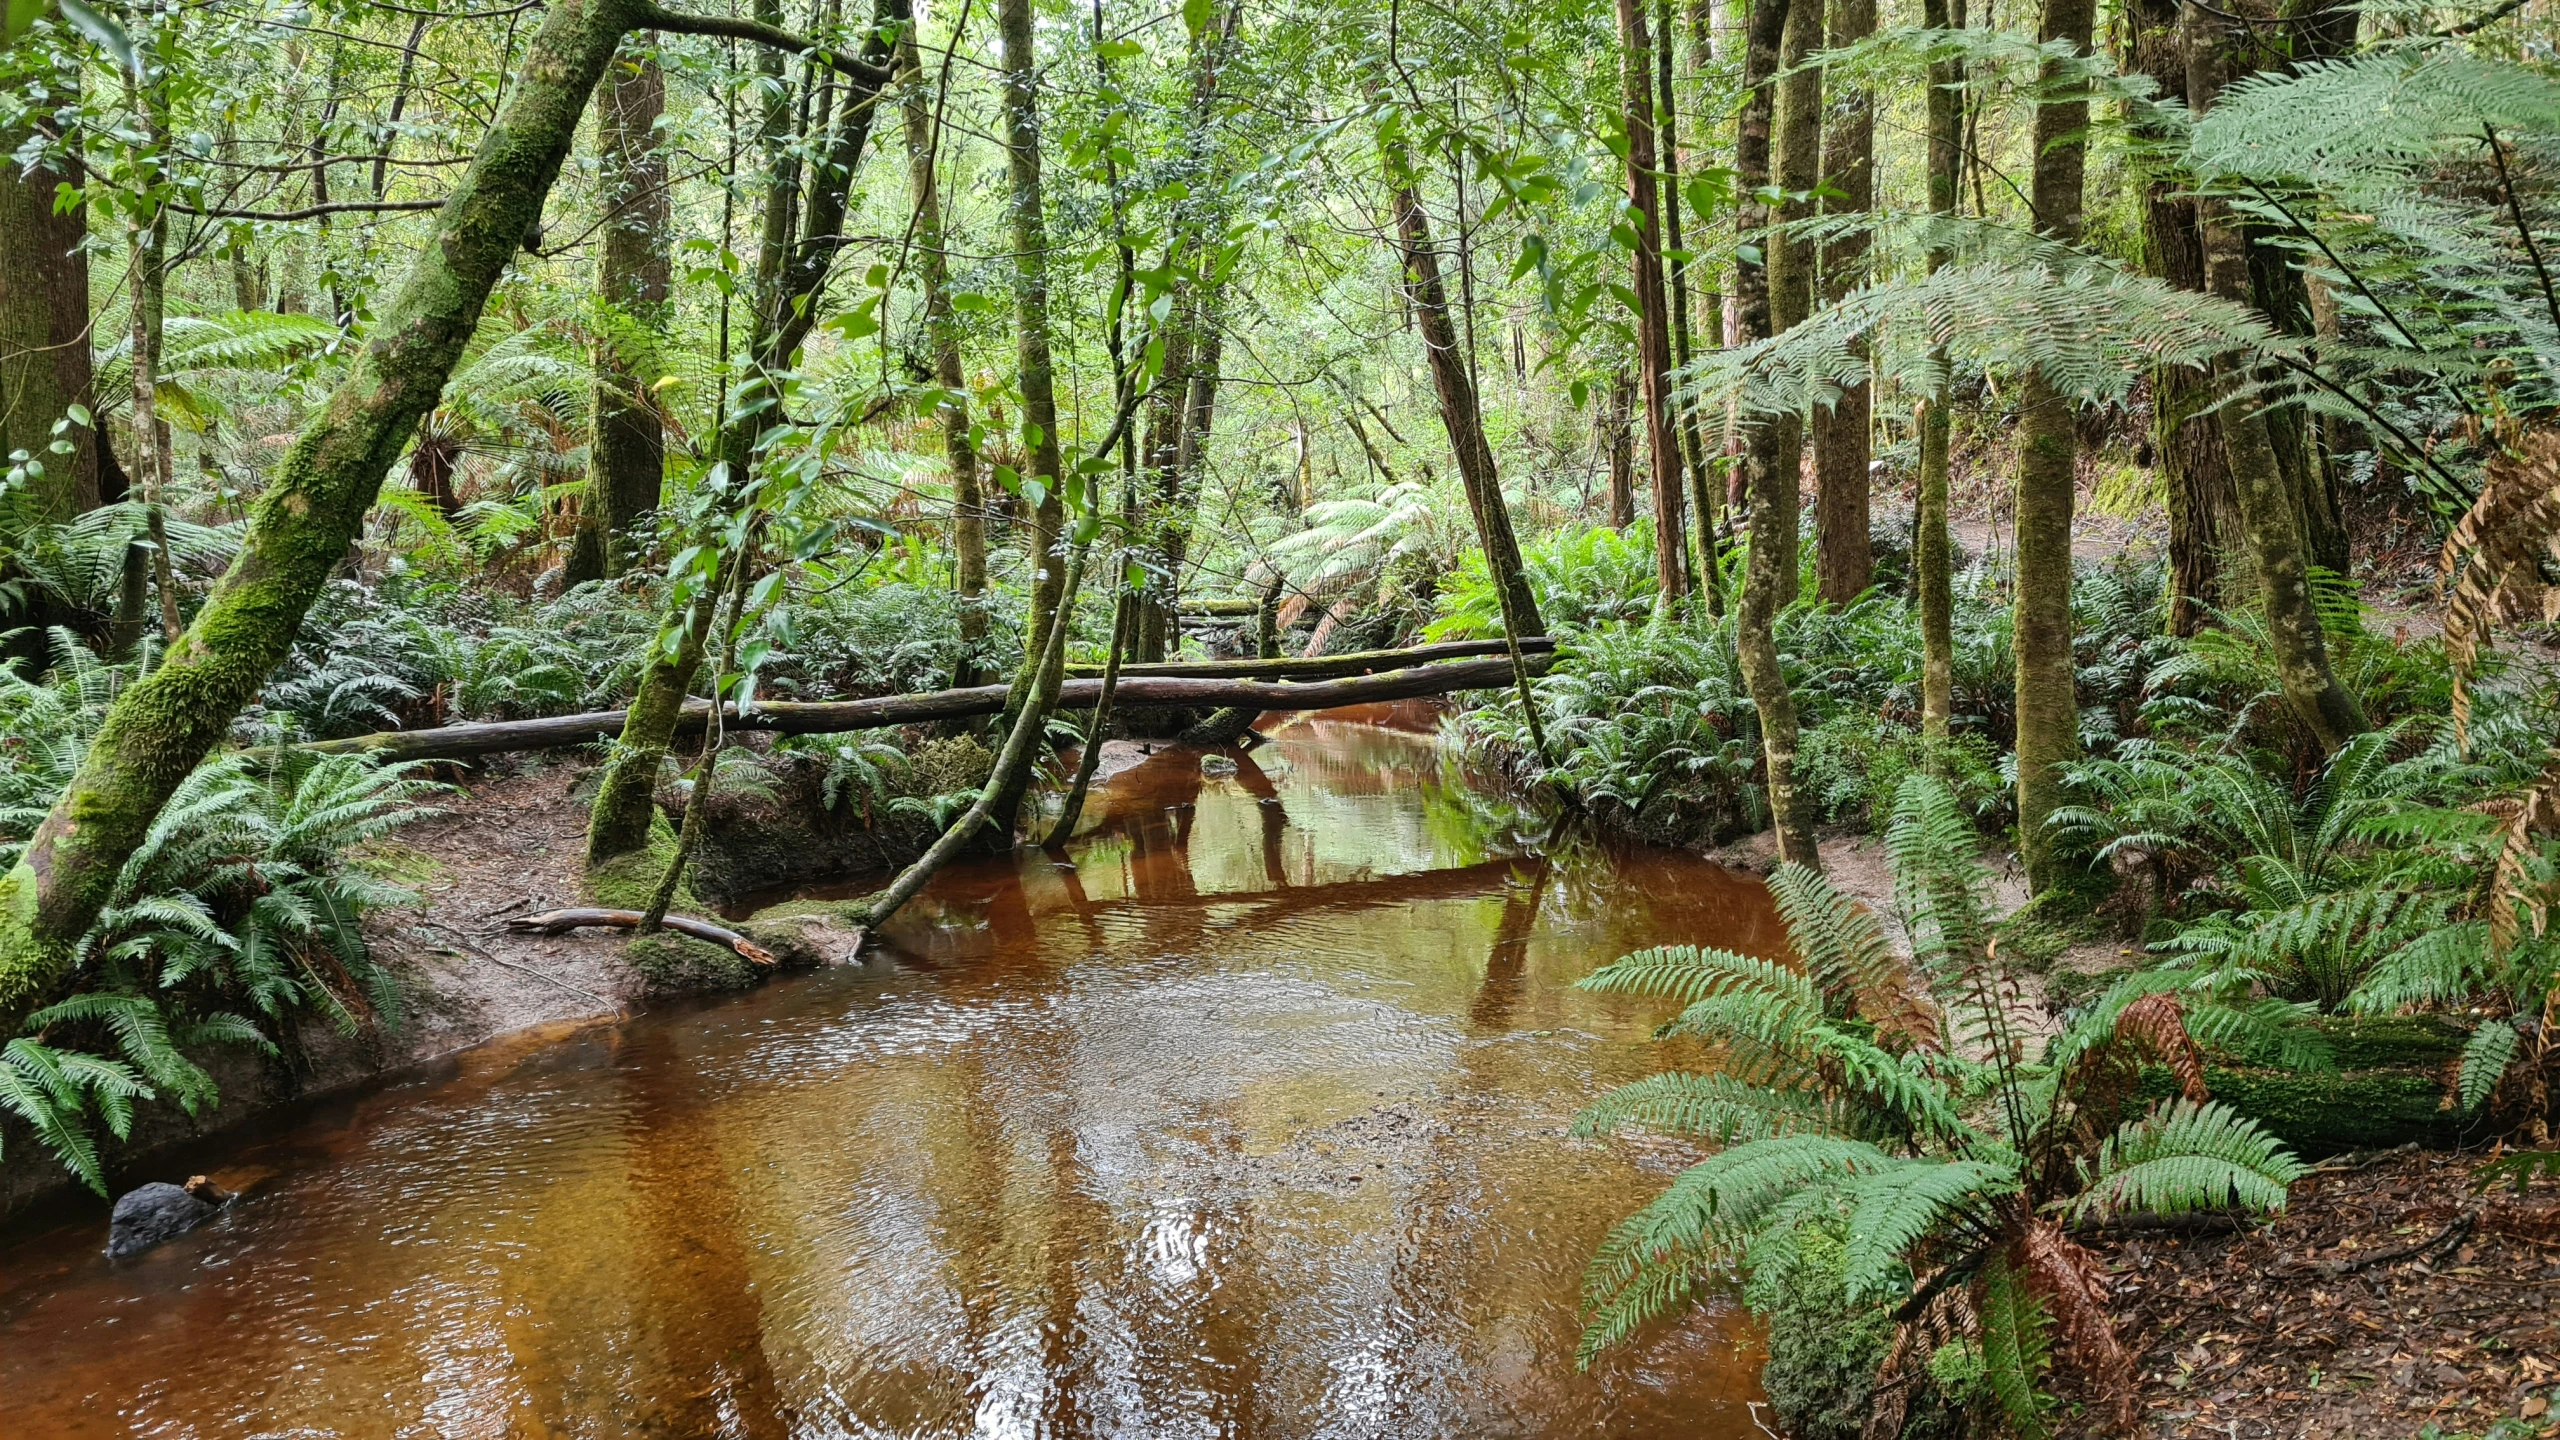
left=1181, top=0, right=1213, bottom=37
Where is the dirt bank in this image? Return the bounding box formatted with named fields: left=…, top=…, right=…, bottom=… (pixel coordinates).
left=0, top=762, right=827, bottom=1227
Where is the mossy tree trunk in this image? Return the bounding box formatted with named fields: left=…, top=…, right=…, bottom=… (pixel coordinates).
left=587, top=0, right=904, bottom=870
left=898, top=20, right=986, bottom=687
left=2011, top=0, right=2095, bottom=892
left=1001, top=0, right=1067, bottom=661
left=1917, top=0, right=1962, bottom=745
left=566, top=44, right=671, bottom=588
left=2183, top=0, right=2366, bottom=754
left=1656, top=0, right=1722, bottom=615
left=1605, top=369, right=1637, bottom=529
left=1811, top=0, right=1875, bottom=607
left=1618, top=0, right=1690, bottom=614
left=0, top=0, right=652, bottom=1024
left=1734, top=0, right=1819, bottom=868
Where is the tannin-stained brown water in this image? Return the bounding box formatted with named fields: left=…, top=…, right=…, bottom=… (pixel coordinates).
left=0, top=704, right=1787, bottom=1438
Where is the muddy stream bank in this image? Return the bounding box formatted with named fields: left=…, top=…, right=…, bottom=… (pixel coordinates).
left=0, top=704, right=1783, bottom=1437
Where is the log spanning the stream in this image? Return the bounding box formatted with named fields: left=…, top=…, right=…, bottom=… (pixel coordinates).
left=1064, top=636, right=1552, bottom=681
left=300, top=650, right=1555, bottom=763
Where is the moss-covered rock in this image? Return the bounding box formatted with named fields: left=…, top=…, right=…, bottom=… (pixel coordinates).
left=623, top=931, right=756, bottom=994
left=676, top=738, right=989, bottom=908
left=1746, top=1228, right=1970, bottom=1440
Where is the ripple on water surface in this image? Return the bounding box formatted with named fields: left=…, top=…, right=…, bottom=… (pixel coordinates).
left=0, top=704, right=1785, bottom=1438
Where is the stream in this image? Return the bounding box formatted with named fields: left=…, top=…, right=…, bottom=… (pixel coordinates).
left=0, top=703, right=1784, bottom=1438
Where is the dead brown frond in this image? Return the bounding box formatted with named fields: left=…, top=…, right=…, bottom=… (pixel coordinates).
left=2015, top=1219, right=2137, bottom=1433
left=2114, top=991, right=2211, bottom=1103
left=2442, top=429, right=2560, bottom=747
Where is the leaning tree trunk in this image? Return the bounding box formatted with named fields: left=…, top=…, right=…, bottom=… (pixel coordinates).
left=1733, top=0, right=1819, bottom=867
left=2184, top=0, right=2365, bottom=754
left=586, top=0, right=905, bottom=870
left=1379, top=131, right=1545, bottom=640
left=0, top=0, right=650, bottom=1021
left=1812, top=0, right=1876, bottom=606
left=1618, top=0, right=1690, bottom=614
left=2012, top=0, right=2095, bottom=893
left=0, top=58, right=111, bottom=524
left=1001, top=0, right=1068, bottom=661
left=566, top=45, right=671, bottom=588
left=898, top=22, right=986, bottom=687
left=1917, top=0, right=1964, bottom=745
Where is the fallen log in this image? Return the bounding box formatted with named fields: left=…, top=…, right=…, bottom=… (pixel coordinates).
left=303, top=653, right=1552, bottom=762
left=1066, top=636, right=1552, bottom=681
left=505, top=907, right=777, bottom=964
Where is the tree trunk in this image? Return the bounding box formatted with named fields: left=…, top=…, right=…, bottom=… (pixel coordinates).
left=0, top=61, right=109, bottom=524
left=1918, top=0, right=1963, bottom=745
left=1812, top=0, right=1875, bottom=605
left=1657, top=0, right=1723, bottom=615
left=1379, top=128, right=1545, bottom=639
left=1156, top=285, right=1225, bottom=649
left=1001, top=0, right=1067, bottom=660
left=124, top=50, right=184, bottom=647
left=566, top=46, right=670, bottom=588
left=1736, top=0, right=1820, bottom=867
left=2012, top=0, right=2095, bottom=892
left=1618, top=0, right=1690, bottom=613
left=1606, top=369, right=1636, bottom=529
left=0, top=0, right=654, bottom=1019
left=587, top=0, right=904, bottom=870
left=1135, top=311, right=1196, bottom=662
left=2184, top=0, right=2366, bottom=754
left=898, top=21, right=985, bottom=686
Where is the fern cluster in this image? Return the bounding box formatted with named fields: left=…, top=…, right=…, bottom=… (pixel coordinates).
left=0, top=634, right=444, bottom=1191
left=1573, top=776, right=2308, bottom=1435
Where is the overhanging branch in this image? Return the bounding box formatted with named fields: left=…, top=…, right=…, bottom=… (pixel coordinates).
left=636, top=4, right=896, bottom=84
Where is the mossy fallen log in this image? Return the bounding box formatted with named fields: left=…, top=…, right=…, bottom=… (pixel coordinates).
left=302, top=653, right=1553, bottom=762
left=2139, top=1013, right=2478, bottom=1158
left=1061, top=636, right=1552, bottom=680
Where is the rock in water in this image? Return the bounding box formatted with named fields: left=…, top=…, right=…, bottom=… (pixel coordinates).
left=106, top=1182, right=215, bottom=1258
left=1200, top=754, right=1239, bottom=777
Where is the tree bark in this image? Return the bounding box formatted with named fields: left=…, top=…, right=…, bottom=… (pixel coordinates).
left=1156, top=285, right=1225, bottom=649
left=1001, top=0, right=1067, bottom=660
left=2012, top=0, right=2095, bottom=892
left=1657, top=0, right=1723, bottom=615
left=566, top=45, right=670, bottom=587
left=2184, top=0, right=2366, bottom=754
left=1736, top=0, right=1819, bottom=867
left=1135, top=311, right=1196, bottom=662
left=1379, top=126, right=1545, bottom=639
left=0, top=0, right=655, bottom=1020
left=1918, top=0, right=1963, bottom=745
left=1605, top=368, right=1636, bottom=528
left=898, top=20, right=985, bottom=686
left=1812, top=0, right=1876, bottom=605
left=1618, top=0, right=1690, bottom=612
left=0, top=59, right=110, bottom=523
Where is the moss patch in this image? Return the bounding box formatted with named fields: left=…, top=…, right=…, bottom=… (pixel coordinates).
left=2136, top=1013, right=2480, bottom=1157
left=622, top=931, right=756, bottom=994
left=580, top=814, right=700, bottom=913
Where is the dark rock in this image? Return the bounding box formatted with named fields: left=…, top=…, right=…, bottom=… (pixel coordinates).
left=106, top=1181, right=216, bottom=1258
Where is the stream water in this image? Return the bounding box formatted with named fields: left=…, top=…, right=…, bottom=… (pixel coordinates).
left=0, top=703, right=1786, bottom=1439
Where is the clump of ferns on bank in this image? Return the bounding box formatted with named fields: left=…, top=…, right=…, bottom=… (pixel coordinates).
left=1572, top=775, right=2307, bottom=1434
left=0, top=634, right=445, bottom=1191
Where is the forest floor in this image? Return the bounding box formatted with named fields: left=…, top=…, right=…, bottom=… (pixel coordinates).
left=369, top=760, right=641, bottom=1048
left=2086, top=1147, right=2560, bottom=1440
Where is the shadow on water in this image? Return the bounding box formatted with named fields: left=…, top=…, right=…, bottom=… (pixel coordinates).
left=0, top=701, right=1786, bottom=1438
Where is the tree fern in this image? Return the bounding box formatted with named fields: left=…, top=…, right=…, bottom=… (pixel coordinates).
left=2071, top=1099, right=2308, bottom=1223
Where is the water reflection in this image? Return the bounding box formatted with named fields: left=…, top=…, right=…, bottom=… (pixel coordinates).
left=0, top=703, right=1780, bottom=1438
